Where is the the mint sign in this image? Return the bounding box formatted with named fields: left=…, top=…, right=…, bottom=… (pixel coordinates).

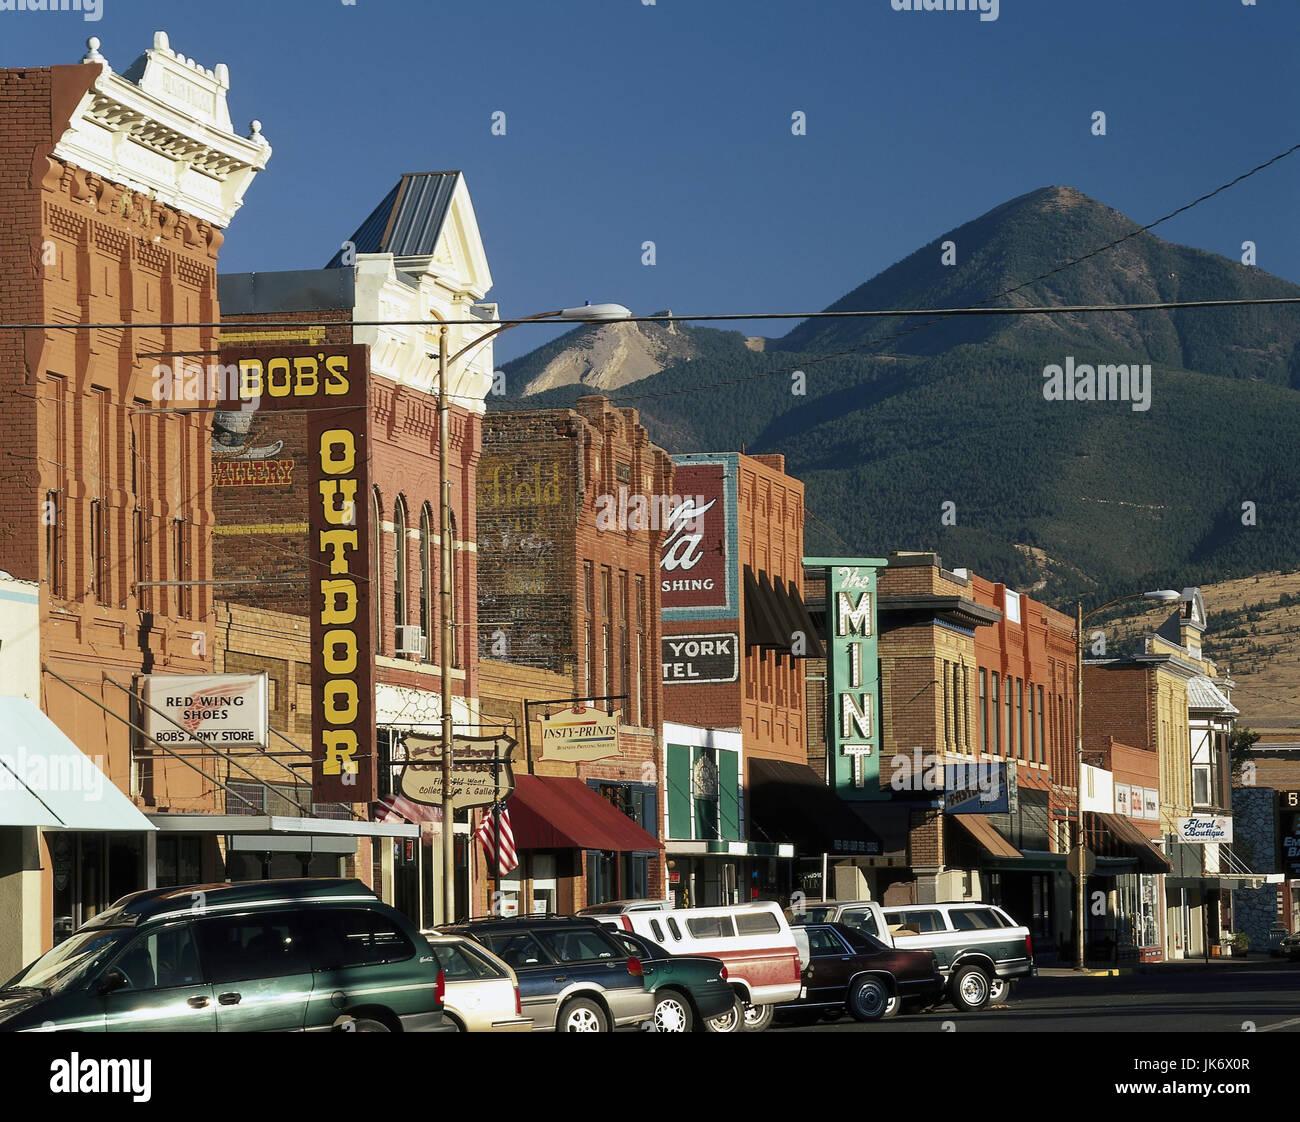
left=807, top=557, right=888, bottom=801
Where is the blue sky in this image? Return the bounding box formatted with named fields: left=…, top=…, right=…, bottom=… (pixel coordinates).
left=4, top=0, right=1298, bottom=362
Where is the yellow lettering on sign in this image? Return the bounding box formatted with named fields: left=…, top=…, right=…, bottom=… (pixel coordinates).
left=324, top=354, right=350, bottom=395
left=323, top=628, right=358, bottom=675
left=318, top=479, right=358, bottom=525
left=319, top=529, right=359, bottom=575
left=266, top=357, right=293, bottom=397
left=239, top=358, right=263, bottom=398
left=324, top=679, right=359, bottom=724
left=293, top=356, right=320, bottom=396
left=321, top=729, right=359, bottom=775
left=319, top=429, right=356, bottom=474
left=320, top=579, right=358, bottom=626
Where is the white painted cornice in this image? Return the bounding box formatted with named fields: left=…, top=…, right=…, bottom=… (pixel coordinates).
left=50, top=32, right=270, bottom=228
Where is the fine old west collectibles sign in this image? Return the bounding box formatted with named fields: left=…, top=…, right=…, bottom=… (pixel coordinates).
left=215, top=343, right=374, bottom=803
left=398, top=734, right=518, bottom=809
left=662, top=633, right=739, bottom=684
left=538, top=706, right=620, bottom=762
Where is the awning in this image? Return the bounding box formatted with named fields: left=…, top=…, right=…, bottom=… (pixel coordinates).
left=748, top=758, right=885, bottom=857
left=950, top=814, right=1021, bottom=859
left=744, top=566, right=787, bottom=649
left=147, top=813, right=418, bottom=838
left=850, top=803, right=910, bottom=863
left=508, top=775, right=661, bottom=852
left=0, top=697, right=155, bottom=831
left=774, top=576, right=825, bottom=659
left=743, top=567, right=824, bottom=658
left=1087, top=812, right=1172, bottom=874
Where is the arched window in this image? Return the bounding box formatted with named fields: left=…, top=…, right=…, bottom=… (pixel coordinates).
left=419, top=502, right=434, bottom=663
left=370, top=487, right=383, bottom=654
left=393, top=495, right=408, bottom=633
left=448, top=511, right=459, bottom=668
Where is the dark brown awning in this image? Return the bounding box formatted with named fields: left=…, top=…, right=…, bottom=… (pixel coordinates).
left=743, top=566, right=824, bottom=658
left=1087, top=812, right=1172, bottom=873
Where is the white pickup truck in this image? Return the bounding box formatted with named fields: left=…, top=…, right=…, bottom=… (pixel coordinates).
left=785, top=900, right=1035, bottom=1011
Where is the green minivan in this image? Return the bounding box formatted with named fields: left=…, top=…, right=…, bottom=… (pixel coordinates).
left=0, top=879, right=454, bottom=1032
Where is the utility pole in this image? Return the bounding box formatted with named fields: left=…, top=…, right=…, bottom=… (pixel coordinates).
left=438, top=324, right=456, bottom=925
left=1075, top=600, right=1086, bottom=971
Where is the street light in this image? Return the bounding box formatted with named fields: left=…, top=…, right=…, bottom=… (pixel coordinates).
left=1073, top=587, right=1181, bottom=971
left=429, top=301, right=631, bottom=924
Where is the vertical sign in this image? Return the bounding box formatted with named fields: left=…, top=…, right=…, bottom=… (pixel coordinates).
left=817, top=560, right=886, bottom=800
left=217, top=343, right=375, bottom=802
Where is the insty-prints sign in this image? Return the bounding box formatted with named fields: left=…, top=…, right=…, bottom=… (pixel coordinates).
left=538, top=705, right=620, bottom=762
left=662, top=633, right=739, bottom=684
left=217, top=343, right=375, bottom=803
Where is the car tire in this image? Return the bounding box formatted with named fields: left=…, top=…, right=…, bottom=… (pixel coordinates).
left=705, top=996, right=744, bottom=1033
left=557, top=997, right=608, bottom=1033
left=950, top=965, right=991, bottom=1012
left=988, top=977, right=1014, bottom=1004
left=651, top=991, right=694, bottom=1033
left=847, top=976, right=891, bottom=1023
left=740, top=1001, right=775, bottom=1032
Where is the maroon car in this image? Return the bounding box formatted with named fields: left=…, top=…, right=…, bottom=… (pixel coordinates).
left=780, top=922, right=944, bottom=1022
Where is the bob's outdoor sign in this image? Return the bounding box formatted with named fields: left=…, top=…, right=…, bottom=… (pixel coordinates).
left=217, top=343, right=375, bottom=803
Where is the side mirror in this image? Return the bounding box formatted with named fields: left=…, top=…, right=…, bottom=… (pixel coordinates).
left=96, top=969, right=128, bottom=996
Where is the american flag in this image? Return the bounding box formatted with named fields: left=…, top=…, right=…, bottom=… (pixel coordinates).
left=475, top=804, right=518, bottom=875
left=373, top=793, right=441, bottom=825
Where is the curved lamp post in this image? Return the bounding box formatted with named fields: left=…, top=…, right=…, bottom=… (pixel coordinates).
left=1073, top=587, right=1181, bottom=970
left=428, top=302, right=631, bottom=923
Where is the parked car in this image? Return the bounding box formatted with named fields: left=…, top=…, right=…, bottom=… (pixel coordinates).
left=591, top=901, right=802, bottom=1032
left=602, top=928, right=734, bottom=1032
left=442, top=916, right=656, bottom=1032
left=422, top=932, right=532, bottom=1032
left=780, top=923, right=944, bottom=1022
left=1279, top=928, right=1300, bottom=962
left=577, top=899, right=674, bottom=916
left=786, top=899, right=1034, bottom=1011
left=0, top=879, right=454, bottom=1032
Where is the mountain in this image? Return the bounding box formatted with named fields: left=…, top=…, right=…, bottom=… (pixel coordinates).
left=493, top=187, right=1300, bottom=607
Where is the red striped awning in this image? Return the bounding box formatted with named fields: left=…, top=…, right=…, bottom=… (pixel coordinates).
left=507, top=775, right=661, bottom=853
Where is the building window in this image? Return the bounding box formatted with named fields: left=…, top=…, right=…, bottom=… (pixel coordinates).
left=448, top=512, right=459, bottom=669
left=991, top=673, right=1001, bottom=755
left=636, top=625, right=646, bottom=728
left=619, top=571, right=628, bottom=621
left=602, top=625, right=612, bottom=711
left=1028, top=683, right=1036, bottom=762
left=1015, top=679, right=1023, bottom=759
left=584, top=622, right=594, bottom=697
left=1192, top=765, right=1211, bottom=807
left=620, top=624, right=630, bottom=717
left=1004, top=676, right=1012, bottom=759
left=45, top=490, right=64, bottom=599
left=956, top=662, right=967, bottom=752
left=635, top=576, right=645, bottom=627
left=1038, top=685, right=1045, bottom=764
left=171, top=516, right=185, bottom=618
left=371, top=488, right=383, bottom=655
left=601, top=566, right=611, bottom=620
left=419, top=503, right=434, bottom=663
left=942, top=660, right=952, bottom=750
left=584, top=562, right=594, bottom=613
left=393, top=496, right=408, bottom=632
left=978, top=669, right=988, bottom=754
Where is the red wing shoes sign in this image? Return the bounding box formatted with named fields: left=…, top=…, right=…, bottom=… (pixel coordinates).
left=216, top=343, right=375, bottom=803
left=138, top=673, right=269, bottom=748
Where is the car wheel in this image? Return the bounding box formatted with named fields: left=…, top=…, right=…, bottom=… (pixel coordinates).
left=740, top=1002, right=775, bottom=1032
left=988, top=977, right=1013, bottom=1004
left=652, top=991, right=693, bottom=1033
left=950, top=965, right=991, bottom=1012
left=557, top=997, right=608, bottom=1033
left=705, top=996, right=744, bottom=1033
left=847, top=977, right=891, bottom=1023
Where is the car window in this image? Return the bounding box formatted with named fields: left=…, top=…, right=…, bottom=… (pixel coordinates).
left=432, top=943, right=503, bottom=981
left=735, top=911, right=780, bottom=935
left=111, top=924, right=202, bottom=991
left=665, top=918, right=682, bottom=941
left=196, top=913, right=311, bottom=984
left=649, top=919, right=665, bottom=942
left=314, top=909, right=414, bottom=968
left=477, top=932, right=551, bottom=969
left=685, top=916, right=735, bottom=939
left=613, top=933, right=643, bottom=957
left=6, top=929, right=126, bottom=992
left=532, top=928, right=621, bottom=963
left=806, top=928, right=846, bottom=956
left=838, top=910, right=881, bottom=937
left=948, top=908, right=1002, bottom=932
left=837, top=925, right=888, bottom=954
left=892, top=910, right=943, bottom=934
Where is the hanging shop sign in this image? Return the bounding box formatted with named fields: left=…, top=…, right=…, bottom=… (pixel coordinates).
left=1176, top=815, right=1233, bottom=844
left=538, top=706, right=620, bottom=762
left=139, top=673, right=269, bottom=748
left=398, top=734, right=517, bottom=809
left=217, top=343, right=374, bottom=803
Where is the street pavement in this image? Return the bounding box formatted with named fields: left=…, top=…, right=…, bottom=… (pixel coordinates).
left=770, top=959, right=1300, bottom=1032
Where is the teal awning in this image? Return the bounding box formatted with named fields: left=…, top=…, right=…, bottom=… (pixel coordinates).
left=0, top=697, right=156, bottom=831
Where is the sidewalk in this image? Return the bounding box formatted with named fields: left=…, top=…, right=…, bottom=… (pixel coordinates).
left=1034, top=955, right=1280, bottom=978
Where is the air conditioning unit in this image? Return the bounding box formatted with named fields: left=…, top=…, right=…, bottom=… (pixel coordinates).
left=396, top=625, right=425, bottom=657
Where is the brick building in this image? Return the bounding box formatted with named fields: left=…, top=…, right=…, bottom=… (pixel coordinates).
left=212, top=172, right=497, bottom=923
left=0, top=33, right=269, bottom=973
left=476, top=397, right=669, bottom=909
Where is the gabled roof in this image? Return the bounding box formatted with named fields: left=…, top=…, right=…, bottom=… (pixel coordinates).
left=325, top=172, right=462, bottom=267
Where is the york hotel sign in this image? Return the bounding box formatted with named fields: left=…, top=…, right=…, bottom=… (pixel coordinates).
left=218, top=344, right=375, bottom=802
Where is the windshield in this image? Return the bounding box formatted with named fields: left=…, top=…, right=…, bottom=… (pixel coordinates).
left=5, top=928, right=129, bottom=992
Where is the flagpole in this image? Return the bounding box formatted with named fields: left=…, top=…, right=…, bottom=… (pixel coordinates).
left=494, top=743, right=502, bottom=911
